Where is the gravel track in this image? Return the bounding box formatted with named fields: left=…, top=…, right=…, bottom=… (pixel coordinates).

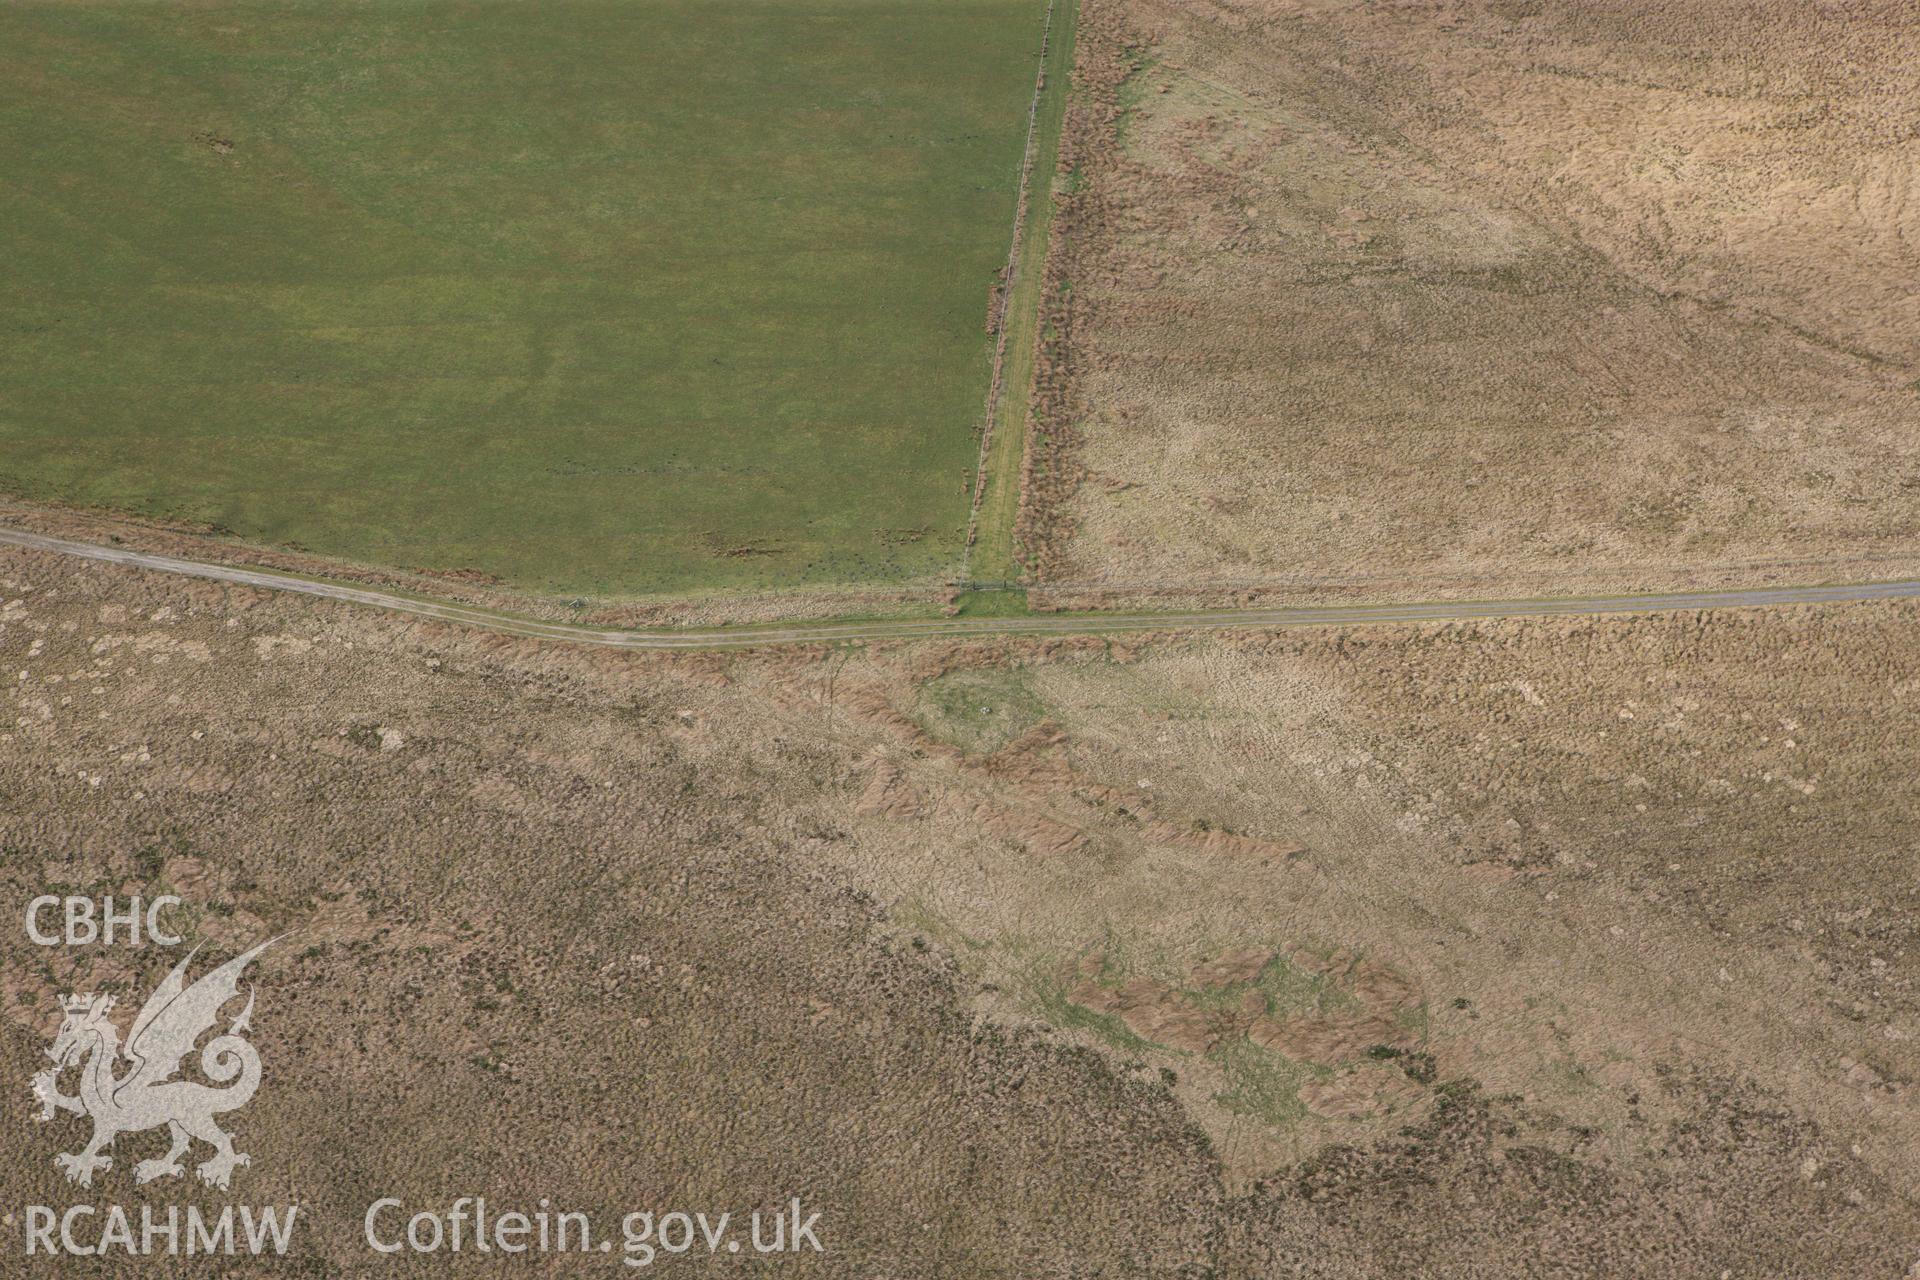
left=6, top=527, right=1918, bottom=650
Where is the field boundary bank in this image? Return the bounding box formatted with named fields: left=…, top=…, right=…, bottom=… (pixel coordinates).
left=962, top=0, right=1075, bottom=580
left=9, top=527, right=1920, bottom=652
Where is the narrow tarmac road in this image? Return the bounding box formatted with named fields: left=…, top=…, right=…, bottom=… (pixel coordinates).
left=5, top=527, right=1918, bottom=651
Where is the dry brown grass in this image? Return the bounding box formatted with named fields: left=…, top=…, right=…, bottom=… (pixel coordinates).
left=0, top=561, right=1223, bottom=1276
left=1023, top=0, right=1920, bottom=605
left=3, top=549, right=1916, bottom=1273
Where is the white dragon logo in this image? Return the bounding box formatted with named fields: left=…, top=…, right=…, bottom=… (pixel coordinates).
left=30, top=939, right=275, bottom=1190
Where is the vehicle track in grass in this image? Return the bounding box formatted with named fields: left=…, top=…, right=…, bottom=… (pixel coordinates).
left=7, top=527, right=1920, bottom=651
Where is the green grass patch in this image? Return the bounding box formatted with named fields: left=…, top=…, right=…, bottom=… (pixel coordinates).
left=952, top=587, right=1029, bottom=617
left=1210, top=1040, right=1318, bottom=1128
left=1183, top=952, right=1333, bottom=1021
left=1026, top=966, right=1156, bottom=1055
left=0, top=0, right=1048, bottom=596
left=915, top=664, right=1047, bottom=753
left=1026, top=939, right=1399, bottom=1129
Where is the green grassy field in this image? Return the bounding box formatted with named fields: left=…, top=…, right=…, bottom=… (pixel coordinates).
left=0, top=0, right=1046, bottom=596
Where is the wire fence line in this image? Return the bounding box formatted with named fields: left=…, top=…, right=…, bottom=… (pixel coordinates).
left=961, top=0, right=1061, bottom=578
